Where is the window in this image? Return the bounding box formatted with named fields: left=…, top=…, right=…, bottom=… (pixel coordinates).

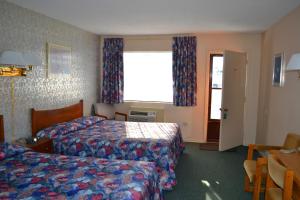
left=209, top=54, right=224, bottom=120
left=123, top=52, right=173, bottom=102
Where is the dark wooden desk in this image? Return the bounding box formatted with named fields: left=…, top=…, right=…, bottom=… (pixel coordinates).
left=26, top=138, right=53, bottom=154
left=270, top=150, right=300, bottom=199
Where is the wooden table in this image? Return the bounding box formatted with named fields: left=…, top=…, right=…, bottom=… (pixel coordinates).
left=14, top=137, right=53, bottom=154
left=270, top=150, right=300, bottom=199
left=25, top=138, right=53, bottom=154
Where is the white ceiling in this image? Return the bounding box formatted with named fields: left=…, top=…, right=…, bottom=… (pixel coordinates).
left=7, top=0, right=300, bottom=35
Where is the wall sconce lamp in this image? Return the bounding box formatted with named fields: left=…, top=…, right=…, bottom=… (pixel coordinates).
left=0, top=51, right=41, bottom=77
left=286, top=53, right=300, bottom=78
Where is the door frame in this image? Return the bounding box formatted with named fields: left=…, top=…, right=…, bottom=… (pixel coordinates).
left=207, top=54, right=223, bottom=142
left=208, top=53, right=223, bottom=122
left=204, top=50, right=223, bottom=142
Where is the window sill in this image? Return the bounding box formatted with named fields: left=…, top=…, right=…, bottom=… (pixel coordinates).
left=123, top=100, right=173, bottom=105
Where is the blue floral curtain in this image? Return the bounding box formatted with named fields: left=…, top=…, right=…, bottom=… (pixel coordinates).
left=102, top=38, right=124, bottom=104
left=172, top=36, right=197, bottom=106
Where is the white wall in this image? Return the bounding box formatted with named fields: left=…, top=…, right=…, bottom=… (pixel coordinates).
left=197, top=33, right=261, bottom=145
left=108, top=33, right=261, bottom=144
left=256, top=6, right=300, bottom=145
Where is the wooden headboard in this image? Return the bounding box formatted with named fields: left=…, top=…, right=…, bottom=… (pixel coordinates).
left=31, top=100, right=83, bottom=137
left=0, top=115, right=4, bottom=142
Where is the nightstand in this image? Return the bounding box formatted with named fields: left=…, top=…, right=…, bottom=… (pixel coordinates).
left=25, top=138, right=53, bottom=154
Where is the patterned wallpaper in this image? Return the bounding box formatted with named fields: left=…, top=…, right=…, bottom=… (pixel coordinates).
left=0, top=0, right=100, bottom=141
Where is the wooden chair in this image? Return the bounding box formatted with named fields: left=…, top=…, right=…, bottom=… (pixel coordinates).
left=94, top=103, right=128, bottom=121
left=0, top=115, right=4, bottom=142
left=265, top=155, right=294, bottom=200
left=244, top=133, right=300, bottom=200
left=95, top=112, right=128, bottom=121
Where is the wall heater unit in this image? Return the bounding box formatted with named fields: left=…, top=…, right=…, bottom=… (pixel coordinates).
left=128, top=110, right=157, bottom=122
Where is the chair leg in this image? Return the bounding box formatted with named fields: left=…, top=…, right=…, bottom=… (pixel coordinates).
left=253, top=158, right=267, bottom=200
left=283, top=170, right=294, bottom=200
left=265, top=175, right=273, bottom=200
left=265, top=191, right=270, bottom=200
left=244, top=175, right=252, bottom=192
left=253, top=174, right=262, bottom=200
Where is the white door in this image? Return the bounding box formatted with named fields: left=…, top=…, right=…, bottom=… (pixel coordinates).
left=219, top=50, right=247, bottom=151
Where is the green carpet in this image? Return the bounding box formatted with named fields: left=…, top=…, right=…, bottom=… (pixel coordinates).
left=165, top=142, right=253, bottom=200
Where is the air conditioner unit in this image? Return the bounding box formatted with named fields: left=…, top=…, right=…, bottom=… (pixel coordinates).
left=128, top=110, right=157, bottom=122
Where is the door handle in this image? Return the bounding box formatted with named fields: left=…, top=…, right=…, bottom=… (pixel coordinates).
left=219, top=108, right=228, bottom=112
left=220, top=108, right=228, bottom=119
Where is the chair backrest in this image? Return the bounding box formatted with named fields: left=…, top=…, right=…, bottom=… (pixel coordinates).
left=268, top=155, right=287, bottom=189
left=283, top=133, right=300, bottom=149
left=95, top=103, right=115, bottom=119
left=114, top=112, right=127, bottom=121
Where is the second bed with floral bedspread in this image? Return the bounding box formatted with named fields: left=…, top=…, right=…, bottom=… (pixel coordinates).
left=0, top=143, right=162, bottom=200
left=37, top=117, right=185, bottom=190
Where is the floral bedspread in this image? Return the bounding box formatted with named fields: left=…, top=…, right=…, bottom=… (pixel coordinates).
left=0, top=143, right=162, bottom=200
left=37, top=117, right=185, bottom=190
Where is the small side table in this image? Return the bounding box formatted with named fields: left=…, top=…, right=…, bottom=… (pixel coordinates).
left=25, top=138, right=54, bottom=154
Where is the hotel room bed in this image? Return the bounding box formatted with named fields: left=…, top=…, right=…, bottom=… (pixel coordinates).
left=32, top=101, right=185, bottom=190
left=0, top=142, right=162, bottom=200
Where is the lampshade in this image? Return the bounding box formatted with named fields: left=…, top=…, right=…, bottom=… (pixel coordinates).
left=23, top=53, right=41, bottom=66
left=286, top=53, right=300, bottom=71
left=0, top=51, right=26, bottom=66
